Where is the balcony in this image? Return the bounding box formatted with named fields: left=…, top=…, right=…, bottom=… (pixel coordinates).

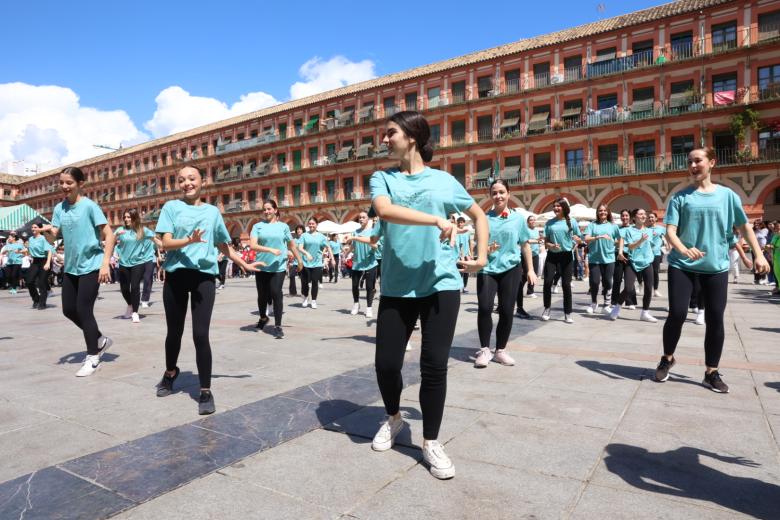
left=711, top=38, right=738, bottom=55
left=505, top=78, right=521, bottom=94
left=500, top=165, right=522, bottom=186
left=383, top=105, right=401, bottom=118
left=759, top=83, right=780, bottom=101
left=224, top=200, right=244, bottom=213
left=471, top=168, right=493, bottom=188
left=355, top=143, right=374, bottom=160
left=633, top=155, right=659, bottom=174
left=451, top=91, right=467, bottom=104
left=565, top=163, right=588, bottom=180
left=336, top=110, right=355, bottom=128
left=533, top=72, right=550, bottom=89
left=597, top=160, right=624, bottom=177
left=477, top=127, right=496, bottom=142
left=563, top=66, right=582, bottom=82
left=532, top=167, right=551, bottom=183
left=757, top=21, right=780, bottom=43
left=627, top=99, right=656, bottom=121
left=357, top=106, right=375, bottom=123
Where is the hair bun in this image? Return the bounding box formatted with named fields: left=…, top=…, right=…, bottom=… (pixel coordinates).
left=420, top=141, right=434, bottom=162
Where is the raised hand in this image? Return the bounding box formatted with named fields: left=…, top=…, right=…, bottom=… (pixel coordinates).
left=683, top=247, right=705, bottom=260
left=188, top=229, right=206, bottom=244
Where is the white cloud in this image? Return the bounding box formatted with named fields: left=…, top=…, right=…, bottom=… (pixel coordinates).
left=144, top=86, right=279, bottom=138
left=290, top=56, right=376, bottom=100
left=0, top=82, right=148, bottom=174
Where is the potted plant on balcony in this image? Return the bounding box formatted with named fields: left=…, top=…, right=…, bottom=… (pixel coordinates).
left=730, top=108, right=761, bottom=163
left=684, top=87, right=703, bottom=111
left=551, top=120, right=564, bottom=131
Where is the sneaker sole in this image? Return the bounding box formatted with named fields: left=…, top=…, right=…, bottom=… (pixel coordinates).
left=702, top=379, right=729, bottom=393
left=428, top=464, right=455, bottom=480
left=655, top=373, right=670, bottom=382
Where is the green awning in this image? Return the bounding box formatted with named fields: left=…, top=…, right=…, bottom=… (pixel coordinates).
left=304, top=117, right=319, bottom=130
left=0, top=204, right=49, bottom=232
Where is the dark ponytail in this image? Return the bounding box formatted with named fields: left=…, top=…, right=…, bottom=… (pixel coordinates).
left=388, top=111, right=433, bottom=162
left=61, top=166, right=86, bottom=183
left=555, top=197, right=572, bottom=233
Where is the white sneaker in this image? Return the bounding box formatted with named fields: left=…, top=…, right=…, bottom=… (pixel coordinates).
left=493, top=349, right=515, bottom=366
left=528, top=293, right=538, bottom=298
left=131, top=312, right=140, bottom=324
left=627, top=305, right=636, bottom=310
left=267, top=304, right=274, bottom=317
left=365, top=307, right=373, bottom=319
left=553, top=285, right=559, bottom=294
left=406, top=341, right=412, bottom=351
left=609, top=305, right=621, bottom=321
left=640, top=310, right=658, bottom=323
left=541, top=308, right=551, bottom=321
left=691, top=306, right=699, bottom=314
left=564, top=314, right=574, bottom=324
left=653, top=290, right=662, bottom=297
left=423, top=440, right=455, bottom=479
left=585, top=303, right=597, bottom=314
left=372, top=416, right=406, bottom=451
left=350, top=303, right=360, bottom=315
left=123, top=305, right=132, bottom=319
left=603, top=305, right=613, bottom=314
left=302, top=298, right=310, bottom=308
left=140, top=301, right=150, bottom=308
left=732, top=277, right=739, bottom=284
left=97, top=336, right=113, bottom=358
left=474, top=347, right=493, bottom=368
left=76, top=354, right=100, bottom=377
left=311, top=300, right=317, bottom=309
left=695, top=309, right=705, bottom=325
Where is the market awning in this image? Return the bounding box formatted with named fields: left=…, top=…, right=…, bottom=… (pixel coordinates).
left=500, top=117, right=520, bottom=128
left=356, top=143, right=373, bottom=158
left=562, top=107, right=582, bottom=118
left=669, top=92, right=692, bottom=107
left=336, top=146, right=353, bottom=161
left=529, top=112, right=549, bottom=122
left=357, top=106, right=373, bottom=118
left=304, top=117, right=319, bottom=130
left=631, top=98, right=655, bottom=112
left=0, top=204, right=49, bottom=232
left=501, top=165, right=521, bottom=181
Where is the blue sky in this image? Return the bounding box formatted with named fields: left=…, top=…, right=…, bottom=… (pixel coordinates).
left=0, top=0, right=665, bottom=171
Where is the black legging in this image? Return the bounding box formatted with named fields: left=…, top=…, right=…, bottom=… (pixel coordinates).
left=617, top=264, right=653, bottom=310
left=118, top=263, right=145, bottom=312
left=256, top=271, right=286, bottom=326
left=329, top=254, right=340, bottom=282
left=588, top=262, right=615, bottom=304
left=301, top=266, right=322, bottom=300
left=526, top=255, right=539, bottom=295
left=351, top=267, right=377, bottom=307
left=217, top=259, right=228, bottom=287
left=62, top=271, right=103, bottom=355
left=689, top=274, right=704, bottom=309
left=142, top=260, right=155, bottom=301
left=5, top=263, right=21, bottom=290
left=26, top=257, right=49, bottom=307
left=163, top=269, right=216, bottom=389
left=663, top=267, right=729, bottom=367
left=652, top=255, right=663, bottom=290
left=376, top=290, right=460, bottom=440
left=479, top=265, right=521, bottom=350
left=288, top=265, right=298, bottom=295
left=611, top=258, right=637, bottom=306
left=543, top=251, right=574, bottom=314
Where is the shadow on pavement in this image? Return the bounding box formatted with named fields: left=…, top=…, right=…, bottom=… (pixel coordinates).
left=575, top=360, right=647, bottom=380
left=603, top=443, right=780, bottom=519
left=321, top=335, right=376, bottom=344
left=752, top=327, right=780, bottom=334
left=764, top=382, right=780, bottom=393
left=58, top=351, right=119, bottom=364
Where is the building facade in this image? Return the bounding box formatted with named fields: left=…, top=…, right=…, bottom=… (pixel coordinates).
left=2, top=0, right=780, bottom=237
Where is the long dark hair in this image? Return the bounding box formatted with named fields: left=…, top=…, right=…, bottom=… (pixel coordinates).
left=264, top=199, right=279, bottom=219
left=61, top=166, right=86, bottom=183
left=388, top=111, right=433, bottom=162
left=124, top=208, right=143, bottom=239
left=555, top=197, right=572, bottom=233
left=596, top=203, right=612, bottom=223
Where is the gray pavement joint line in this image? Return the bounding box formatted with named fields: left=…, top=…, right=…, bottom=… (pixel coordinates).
left=561, top=368, right=646, bottom=519
left=55, top=464, right=138, bottom=506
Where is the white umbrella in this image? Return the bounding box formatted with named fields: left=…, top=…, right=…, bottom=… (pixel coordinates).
left=316, top=220, right=340, bottom=234
left=337, top=221, right=361, bottom=233
left=569, top=204, right=596, bottom=221
left=535, top=211, right=555, bottom=225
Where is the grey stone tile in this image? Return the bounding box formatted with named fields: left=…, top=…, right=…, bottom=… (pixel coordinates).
left=0, top=467, right=133, bottom=519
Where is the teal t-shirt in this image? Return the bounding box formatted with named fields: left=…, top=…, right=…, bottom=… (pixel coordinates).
left=585, top=221, right=621, bottom=264
left=528, top=228, right=541, bottom=256
left=115, top=226, right=155, bottom=267
left=299, top=231, right=328, bottom=268
left=251, top=221, right=292, bottom=273
left=617, top=226, right=633, bottom=258
left=155, top=200, right=230, bottom=275
left=329, top=240, right=342, bottom=255
left=482, top=210, right=531, bottom=275
left=456, top=231, right=472, bottom=257
left=544, top=217, right=582, bottom=253
left=370, top=167, right=474, bottom=297
left=26, top=236, right=51, bottom=259
left=375, top=236, right=383, bottom=260
left=52, top=197, right=108, bottom=276
left=291, top=236, right=303, bottom=266
left=624, top=226, right=654, bottom=271
left=352, top=226, right=379, bottom=271
left=665, top=184, right=748, bottom=274
left=649, top=225, right=666, bottom=256
left=2, top=242, right=25, bottom=264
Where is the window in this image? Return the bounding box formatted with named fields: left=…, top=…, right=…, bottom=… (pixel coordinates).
left=361, top=135, right=374, bottom=145
left=451, top=163, right=466, bottom=186
left=505, top=69, right=521, bottom=93
left=758, top=64, right=780, bottom=99
left=564, top=55, right=582, bottom=80
left=533, top=153, right=551, bottom=182
left=362, top=174, right=371, bottom=192
left=325, top=180, right=336, bottom=202
left=671, top=80, right=694, bottom=94
left=293, top=185, right=301, bottom=204
left=477, top=115, right=493, bottom=141
left=565, top=149, right=585, bottom=178
left=633, top=140, right=656, bottom=173
left=712, top=72, right=738, bottom=105
left=222, top=194, right=230, bottom=206
left=670, top=31, right=694, bottom=60
left=160, top=177, right=166, bottom=192
left=292, top=150, right=302, bottom=171
left=429, top=124, right=441, bottom=147
left=383, top=96, right=397, bottom=116
left=596, top=47, right=617, bottom=61
left=598, top=144, right=621, bottom=176
left=477, top=76, right=493, bottom=98
left=262, top=189, right=270, bottom=201
left=277, top=153, right=287, bottom=169
left=326, top=143, right=337, bottom=159
left=309, top=146, right=319, bottom=166
left=712, top=21, right=737, bottom=52
left=631, top=40, right=654, bottom=67
left=597, top=93, right=618, bottom=110
left=451, top=80, right=466, bottom=103
left=308, top=182, right=318, bottom=200
left=476, top=159, right=493, bottom=175
left=427, top=87, right=441, bottom=108
left=501, top=109, right=521, bottom=134
left=404, top=92, right=418, bottom=110
left=344, top=177, right=354, bottom=198
left=758, top=10, right=780, bottom=41
left=533, top=62, right=550, bottom=87
left=670, top=135, right=695, bottom=169
left=759, top=126, right=780, bottom=159
left=561, top=100, right=583, bottom=128
left=451, top=120, right=466, bottom=144
left=248, top=190, right=256, bottom=203
left=276, top=187, right=285, bottom=202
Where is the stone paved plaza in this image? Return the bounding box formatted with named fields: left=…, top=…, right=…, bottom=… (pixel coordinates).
left=0, top=272, right=779, bottom=519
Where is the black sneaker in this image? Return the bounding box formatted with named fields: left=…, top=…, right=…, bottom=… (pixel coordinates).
left=156, top=367, right=180, bottom=397
left=516, top=308, right=531, bottom=319
left=256, top=316, right=269, bottom=330
left=198, top=390, right=216, bottom=415
left=703, top=370, right=729, bottom=393
left=654, top=356, right=675, bottom=382
left=274, top=326, right=284, bottom=339
left=31, top=301, right=39, bottom=309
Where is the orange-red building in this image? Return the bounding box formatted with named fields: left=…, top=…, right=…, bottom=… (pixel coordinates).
left=2, top=0, right=780, bottom=238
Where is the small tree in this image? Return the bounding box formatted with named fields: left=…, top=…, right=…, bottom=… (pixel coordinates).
left=730, top=108, right=761, bottom=161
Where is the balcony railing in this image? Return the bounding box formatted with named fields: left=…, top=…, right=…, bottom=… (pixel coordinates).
left=533, top=72, right=550, bottom=88
left=477, top=127, right=496, bottom=142
left=757, top=21, right=780, bottom=43
left=758, top=83, right=780, bottom=101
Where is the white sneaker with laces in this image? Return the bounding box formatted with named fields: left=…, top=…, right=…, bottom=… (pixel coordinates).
left=423, top=440, right=455, bottom=479
left=131, top=312, right=140, bottom=324
left=553, top=285, right=559, bottom=294
left=493, top=349, right=515, bottom=366
left=585, top=303, right=597, bottom=314
left=603, top=305, right=613, bottom=314
left=140, top=301, right=150, bottom=308
left=123, top=305, right=132, bottom=319
left=365, top=307, right=373, bottom=318
left=653, top=290, right=662, bottom=297
left=76, top=354, right=101, bottom=377
left=627, top=305, right=636, bottom=310
left=609, top=305, right=621, bottom=321
left=541, top=308, right=551, bottom=321
left=311, top=300, right=317, bottom=309
left=267, top=304, right=274, bottom=317
left=528, top=293, right=538, bottom=298
left=474, top=347, right=493, bottom=368
left=97, top=336, right=113, bottom=359
left=564, top=314, right=574, bottom=324
left=302, top=298, right=310, bottom=308
left=372, top=416, right=406, bottom=451
left=640, top=310, right=658, bottom=323
left=350, top=303, right=360, bottom=315
left=695, top=309, right=705, bottom=325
